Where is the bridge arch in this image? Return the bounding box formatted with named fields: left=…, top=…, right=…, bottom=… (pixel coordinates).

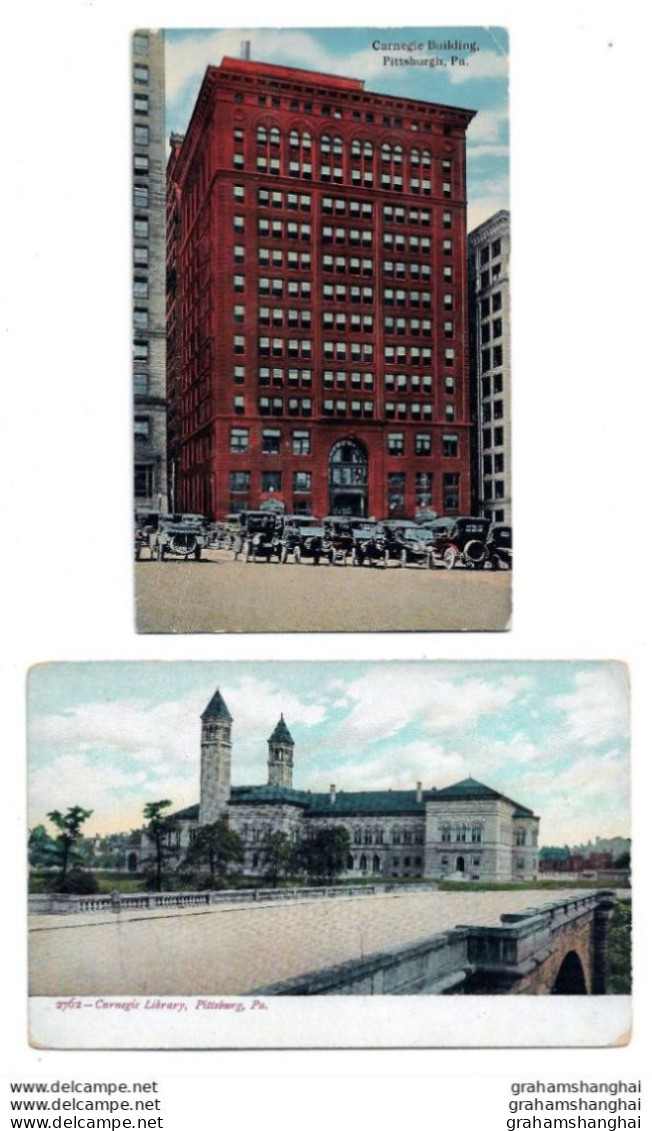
left=551, top=950, right=588, bottom=995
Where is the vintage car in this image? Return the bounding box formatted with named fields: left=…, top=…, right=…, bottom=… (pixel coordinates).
left=428, top=516, right=492, bottom=571
left=486, top=523, right=513, bottom=570
left=381, top=523, right=435, bottom=567
left=151, top=514, right=209, bottom=561
left=237, top=511, right=283, bottom=563
left=321, top=517, right=354, bottom=565
left=352, top=524, right=389, bottom=568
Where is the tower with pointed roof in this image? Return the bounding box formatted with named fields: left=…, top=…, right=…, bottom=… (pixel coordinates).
left=199, top=689, right=233, bottom=824
left=267, top=714, right=294, bottom=789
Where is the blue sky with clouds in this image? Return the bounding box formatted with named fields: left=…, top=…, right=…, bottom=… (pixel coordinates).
left=163, top=27, right=509, bottom=232
left=28, top=662, right=629, bottom=846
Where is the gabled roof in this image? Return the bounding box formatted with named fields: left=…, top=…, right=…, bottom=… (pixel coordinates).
left=201, top=689, right=232, bottom=721
left=434, top=777, right=536, bottom=817
left=268, top=714, right=294, bottom=745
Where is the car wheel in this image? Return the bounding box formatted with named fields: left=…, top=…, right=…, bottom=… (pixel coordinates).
left=443, top=548, right=457, bottom=571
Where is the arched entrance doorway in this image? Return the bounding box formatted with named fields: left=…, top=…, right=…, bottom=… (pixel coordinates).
left=456, top=856, right=466, bottom=873
left=551, top=951, right=588, bottom=994
left=127, top=852, right=138, bottom=873
left=329, top=439, right=368, bottom=517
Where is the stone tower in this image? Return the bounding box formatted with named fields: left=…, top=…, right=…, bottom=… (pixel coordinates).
left=267, top=714, right=294, bottom=788
left=199, top=689, right=233, bottom=825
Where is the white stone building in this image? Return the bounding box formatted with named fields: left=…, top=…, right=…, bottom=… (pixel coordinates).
left=159, top=689, right=540, bottom=882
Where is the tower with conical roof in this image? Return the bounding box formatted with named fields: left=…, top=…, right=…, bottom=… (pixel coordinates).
left=199, top=689, right=233, bottom=824
left=267, top=714, right=294, bottom=788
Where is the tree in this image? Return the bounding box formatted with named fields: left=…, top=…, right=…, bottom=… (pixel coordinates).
left=143, top=800, right=178, bottom=892
left=183, top=817, right=244, bottom=889
left=298, top=826, right=350, bottom=885
left=261, top=830, right=296, bottom=888
left=614, top=851, right=631, bottom=870
left=47, top=806, right=94, bottom=889
left=28, top=824, right=59, bottom=869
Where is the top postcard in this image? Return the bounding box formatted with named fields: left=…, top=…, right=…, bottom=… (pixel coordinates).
left=132, top=28, right=511, bottom=632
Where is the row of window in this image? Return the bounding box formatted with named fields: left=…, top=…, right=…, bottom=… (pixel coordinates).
left=482, top=426, right=506, bottom=451
left=229, top=85, right=455, bottom=136
left=233, top=246, right=444, bottom=284
left=440, top=824, right=484, bottom=843
left=481, top=399, right=505, bottom=423
left=230, top=395, right=457, bottom=424
left=233, top=365, right=454, bottom=396
left=229, top=426, right=458, bottom=458
left=481, top=373, right=504, bottom=399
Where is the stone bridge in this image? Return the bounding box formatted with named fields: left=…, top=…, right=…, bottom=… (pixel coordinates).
left=28, top=887, right=619, bottom=998
left=252, top=890, right=618, bottom=996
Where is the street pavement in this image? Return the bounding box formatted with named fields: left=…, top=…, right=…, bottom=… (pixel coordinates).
left=135, top=550, right=512, bottom=632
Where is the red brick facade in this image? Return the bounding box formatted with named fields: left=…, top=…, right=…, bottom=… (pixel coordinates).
left=167, top=57, right=475, bottom=520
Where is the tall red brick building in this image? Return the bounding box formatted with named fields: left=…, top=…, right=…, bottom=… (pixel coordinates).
left=166, top=57, right=475, bottom=520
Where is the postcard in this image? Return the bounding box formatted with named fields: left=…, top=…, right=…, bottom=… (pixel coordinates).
left=132, top=28, right=512, bottom=632
left=28, top=661, right=630, bottom=1048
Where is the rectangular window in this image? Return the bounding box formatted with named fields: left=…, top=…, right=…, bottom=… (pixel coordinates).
left=292, top=429, right=310, bottom=455
left=134, top=417, right=150, bottom=441
left=443, top=473, right=460, bottom=511
left=261, top=428, right=281, bottom=455
left=387, top=432, right=404, bottom=455
left=133, top=124, right=149, bottom=146
left=230, top=427, right=249, bottom=453
left=230, top=471, right=250, bottom=492
left=442, top=433, right=458, bottom=458
left=134, top=464, right=153, bottom=497
left=415, top=432, right=432, bottom=456
left=293, top=471, right=312, bottom=492
left=262, top=471, right=282, bottom=492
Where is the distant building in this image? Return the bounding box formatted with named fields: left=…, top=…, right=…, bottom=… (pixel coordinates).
left=133, top=30, right=168, bottom=512
left=165, top=56, right=476, bottom=521
left=143, top=688, right=540, bottom=883
left=468, top=210, right=511, bottom=523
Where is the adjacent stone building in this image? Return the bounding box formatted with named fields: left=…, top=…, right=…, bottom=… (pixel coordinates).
left=133, top=29, right=168, bottom=511
left=160, top=689, right=540, bottom=883
left=468, top=209, right=511, bottom=523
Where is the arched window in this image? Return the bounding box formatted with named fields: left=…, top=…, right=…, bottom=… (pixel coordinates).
left=302, top=131, right=312, bottom=149
left=393, top=144, right=403, bottom=159
left=364, top=827, right=373, bottom=844
left=289, top=129, right=300, bottom=149
left=392, top=826, right=401, bottom=845
left=456, top=824, right=467, bottom=843
left=515, top=827, right=526, bottom=846
left=351, top=138, right=361, bottom=158
left=256, top=125, right=267, bottom=145
left=372, top=854, right=381, bottom=873
left=422, top=148, right=432, bottom=166
left=381, top=143, right=391, bottom=163
left=321, top=133, right=331, bottom=153
left=360, top=854, right=368, bottom=872
left=333, top=135, right=343, bottom=156
left=353, top=827, right=362, bottom=844
left=270, top=126, right=280, bottom=147
left=347, top=854, right=354, bottom=870
left=410, top=147, right=420, bottom=166
left=363, top=140, right=373, bottom=159
left=374, top=827, right=384, bottom=844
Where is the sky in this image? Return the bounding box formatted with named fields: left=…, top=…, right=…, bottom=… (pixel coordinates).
left=163, top=27, right=509, bottom=232
left=28, top=661, right=629, bottom=847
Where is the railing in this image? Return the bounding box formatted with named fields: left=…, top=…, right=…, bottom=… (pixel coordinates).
left=28, top=884, right=383, bottom=916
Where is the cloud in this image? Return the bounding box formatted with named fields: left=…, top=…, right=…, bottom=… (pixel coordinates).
left=467, top=107, right=509, bottom=144
left=550, top=667, right=630, bottom=748
left=447, top=50, right=509, bottom=84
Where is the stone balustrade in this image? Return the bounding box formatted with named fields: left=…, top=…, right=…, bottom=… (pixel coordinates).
left=28, top=883, right=386, bottom=915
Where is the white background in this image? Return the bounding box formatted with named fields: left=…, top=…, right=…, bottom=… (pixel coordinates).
left=2, top=0, right=651, bottom=1121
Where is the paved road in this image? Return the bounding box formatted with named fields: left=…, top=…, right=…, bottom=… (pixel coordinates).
left=30, top=888, right=572, bottom=997
left=135, top=550, right=511, bottom=632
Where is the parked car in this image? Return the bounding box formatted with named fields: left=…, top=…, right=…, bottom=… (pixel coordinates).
left=381, top=523, right=435, bottom=567
left=321, top=517, right=354, bottom=565
left=352, top=525, right=389, bottom=568
left=237, top=511, right=283, bottom=562
left=429, top=516, right=492, bottom=570
left=486, top=523, right=513, bottom=570
left=151, top=514, right=209, bottom=561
